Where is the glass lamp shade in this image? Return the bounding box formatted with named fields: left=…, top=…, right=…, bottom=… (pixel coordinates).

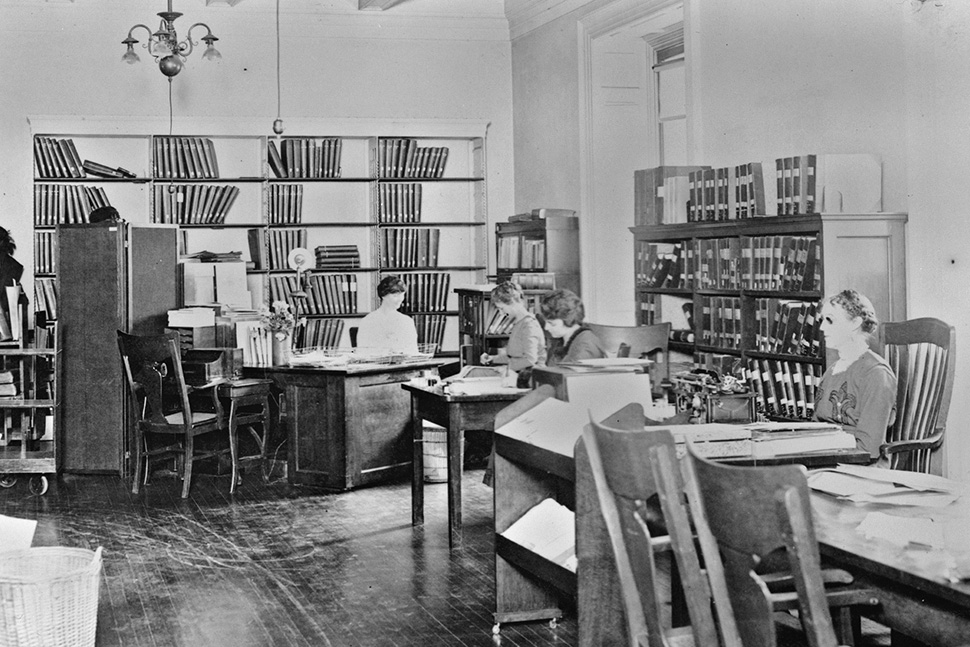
left=122, top=45, right=140, bottom=65
left=201, top=44, right=222, bottom=62
left=158, top=54, right=184, bottom=77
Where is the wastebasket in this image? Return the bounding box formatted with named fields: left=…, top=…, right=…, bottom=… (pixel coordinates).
left=0, top=546, right=103, bottom=647
left=423, top=423, right=463, bottom=483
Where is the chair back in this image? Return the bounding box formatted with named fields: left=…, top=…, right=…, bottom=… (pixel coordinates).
left=582, top=406, right=741, bottom=647
left=877, top=317, right=956, bottom=473
left=117, top=330, right=192, bottom=430
left=684, top=448, right=840, bottom=647
left=585, top=322, right=671, bottom=382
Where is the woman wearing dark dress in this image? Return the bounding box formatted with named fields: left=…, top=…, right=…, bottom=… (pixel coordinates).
left=539, top=288, right=606, bottom=366
left=814, top=289, right=897, bottom=462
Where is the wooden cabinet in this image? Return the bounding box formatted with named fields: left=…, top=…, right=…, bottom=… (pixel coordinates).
left=632, top=212, right=907, bottom=420
left=495, top=215, right=580, bottom=294
left=248, top=360, right=440, bottom=490
left=57, top=223, right=178, bottom=474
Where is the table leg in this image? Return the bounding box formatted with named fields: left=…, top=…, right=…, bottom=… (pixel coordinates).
left=447, top=403, right=463, bottom=549
left=411, top=395, right=424, bottom=526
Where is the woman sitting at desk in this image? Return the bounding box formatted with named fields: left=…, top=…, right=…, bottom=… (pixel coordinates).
left=480, top=281, right=546, bottom=387
left=814, top=289, right=897, bottom=463
left=356, top=275, right=419, bottom=355
left=540, top=288, right=606, bottom=367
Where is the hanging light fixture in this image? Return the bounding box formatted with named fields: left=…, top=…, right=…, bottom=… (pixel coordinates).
left=272, top=0, right=285, bottom=135
left=122, top=0, right=222, bottom=78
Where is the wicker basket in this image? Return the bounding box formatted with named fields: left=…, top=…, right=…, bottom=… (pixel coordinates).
left=0, top=546, right=103, bottom=647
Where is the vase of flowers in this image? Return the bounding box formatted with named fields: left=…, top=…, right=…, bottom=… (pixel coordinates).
left=260, top=301, right=300, bottom=366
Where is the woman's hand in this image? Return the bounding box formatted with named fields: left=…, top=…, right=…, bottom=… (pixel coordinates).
left=480, top=353, right=493, bottom=365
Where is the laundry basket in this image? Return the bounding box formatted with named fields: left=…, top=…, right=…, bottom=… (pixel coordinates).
left=0, top=546, right=103, bottom=647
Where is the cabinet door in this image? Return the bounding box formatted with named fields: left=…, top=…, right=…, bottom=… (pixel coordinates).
left=58, top=224, right=125, bottom=474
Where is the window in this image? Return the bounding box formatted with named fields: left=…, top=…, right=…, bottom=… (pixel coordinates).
left=650, top=26, right=686, bottom=166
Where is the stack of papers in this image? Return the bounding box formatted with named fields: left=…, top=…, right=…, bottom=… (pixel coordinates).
left=558, top=357, right=652, bottom=373
left=745, top=421, right=856, bottom=458
left=807, top=464, right=962, bottom=507
left=501, top=498, right=577, bottom=572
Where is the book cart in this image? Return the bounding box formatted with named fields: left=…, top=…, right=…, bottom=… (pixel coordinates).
left=0, top=328, right=59, bottom=495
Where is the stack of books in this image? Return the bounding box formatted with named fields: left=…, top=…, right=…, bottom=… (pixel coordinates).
left=0, top=370, right=18, bottom=399
left=315, top=245, right=360, bottom=270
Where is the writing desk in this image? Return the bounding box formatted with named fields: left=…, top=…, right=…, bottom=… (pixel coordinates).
left=812, top=491, right=970, bottom=647
left=404, top=382, right=528, bottom=548
left=246, top=359, right=442, bottom=490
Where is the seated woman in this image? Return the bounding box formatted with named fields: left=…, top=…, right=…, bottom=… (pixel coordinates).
left=480, top=281, right=546, bottom=387
left=356, top=275, right=419, bottom=355
left=814, top=289, right=897, bottom=462
left=539, top=288, right=607, bottom=366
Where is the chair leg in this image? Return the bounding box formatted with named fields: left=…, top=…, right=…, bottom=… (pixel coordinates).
left=229, top=407, right=240, bottom=495
left=132, top=428, right=143, bottom=494
left=181, top=435, right=194, bottom=499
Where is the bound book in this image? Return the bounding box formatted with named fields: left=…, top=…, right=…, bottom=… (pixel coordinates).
left=0, top=383, right=18, bottom=397
left=0, top=370, right=13, bottom=384
left=746, top=421, right=856, bottom=458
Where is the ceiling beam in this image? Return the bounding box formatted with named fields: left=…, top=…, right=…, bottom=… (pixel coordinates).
left=358, top=0, right=407, bottom=10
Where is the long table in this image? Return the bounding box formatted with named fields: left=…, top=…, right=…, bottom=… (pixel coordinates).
left=812, top=491, right=970, bottom=647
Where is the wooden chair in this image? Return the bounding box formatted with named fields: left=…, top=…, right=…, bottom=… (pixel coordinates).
left=877, top=317, right=956, bottom=474
left=585, top=322, right=671, bottom=386
left=582, top=403, right=742, bottom=647
left=117, top=330, right=232, bottom=499
left=683, top=448, right=877, bottom=647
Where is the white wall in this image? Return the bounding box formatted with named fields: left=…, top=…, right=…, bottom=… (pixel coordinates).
left=511, top=0, right=970, bottom=479
left=0, top=0, right=514, bottom=295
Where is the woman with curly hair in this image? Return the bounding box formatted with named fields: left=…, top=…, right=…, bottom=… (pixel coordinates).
left=539, top=288, right=606, bottom=367
left=814, top=289, right=897, bottom=461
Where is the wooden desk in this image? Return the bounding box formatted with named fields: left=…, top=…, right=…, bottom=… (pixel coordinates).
left=404, top=382, right=528, bottom=548
left=246, top=360, right=441, bottom=490
left=812, top=492, right=970, bottom=647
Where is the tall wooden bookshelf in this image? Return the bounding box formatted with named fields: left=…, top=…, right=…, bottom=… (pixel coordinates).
left=632, top=212, right=907, bottom=420
left=495, top=215, right=580, bottom=295
left=30, top=131, right=488, bottom=357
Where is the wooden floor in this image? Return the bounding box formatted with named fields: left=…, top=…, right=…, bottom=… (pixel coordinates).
left=0, top=462, right=891, bottom=647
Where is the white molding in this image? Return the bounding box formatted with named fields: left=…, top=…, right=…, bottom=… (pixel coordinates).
left=205, top=0, right=245, bottom=6
left=26, top=115, right=489, bottom=139
left=358, top=0, right=407, bottom=9
left=507, top=0, right=590, bottom=40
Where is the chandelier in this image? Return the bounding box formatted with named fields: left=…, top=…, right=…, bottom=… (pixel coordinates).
left=122, top=1, right=222, bottom=78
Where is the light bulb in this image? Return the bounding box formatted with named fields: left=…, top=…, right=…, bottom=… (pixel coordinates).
left=202, top=44, right=222, bottom=61
left=122, top=45, right=140, bottom=65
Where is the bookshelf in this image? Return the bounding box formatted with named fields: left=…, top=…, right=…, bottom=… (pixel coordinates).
left=495, top=214, right=580, bottom=294
left=632, top=212, right=907, bottom=421
left=30, top=131, right=487, bottom=356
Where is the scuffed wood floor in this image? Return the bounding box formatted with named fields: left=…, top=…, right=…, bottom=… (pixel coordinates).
left=1, top=465, right=576, bottom=647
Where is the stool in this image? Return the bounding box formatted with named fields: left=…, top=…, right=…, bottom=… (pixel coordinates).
left=218, top=378, right=273, bottom=493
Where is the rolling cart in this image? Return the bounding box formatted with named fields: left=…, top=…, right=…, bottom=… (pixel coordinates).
left=0, top=326, right=58, bottom=495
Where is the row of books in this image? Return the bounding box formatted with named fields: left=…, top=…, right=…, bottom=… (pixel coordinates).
left=378, top=139, right=449, bottom=179
left=745, top=358, right=822, bottom=421
left=33, top=232, right=56, bottom=275
left=379, top=227, right=440, bottom=268
left=398, top=272, right=451, bottom=313
left=412, top=313, right=447, bottom=348
left=33, top=278, right=57, bottom=322
left=635, top=235, right=821, bottom=292
left=33, top=184, right=111, bottom=226
left=153, top=137, right=221, bottom=179
left=635, top=241, right=687, bottom=289
left=269, top=273, right=359, bottom=315
left=153, top=184, right=240, bottom=225
left=687, top=163, right=767, bottom=222
left=634, top=166, right=707, bottom=226
left=510, top=272, right=556, bottom=290
left=378, top=183, right=423, bottom=223
left=297, top=318, right=345, bottom=349
left=497, top=236, right=545, bottom=270
left=315, top=245, right=361, bottom=269
left=268, top=138, right=342, bottom=179
left=698, top=296, right=743, bottom=350
left=269, top=184, right=304, bottom=224
left=774, top=155, right=817, bottom=216
left=483, top=305, right=514, bottom=335
left=33, top=137, right=85, bottom=179
left=754, top=299, right=821, bottom=357
left=248, top=228, right=308, bottom=271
